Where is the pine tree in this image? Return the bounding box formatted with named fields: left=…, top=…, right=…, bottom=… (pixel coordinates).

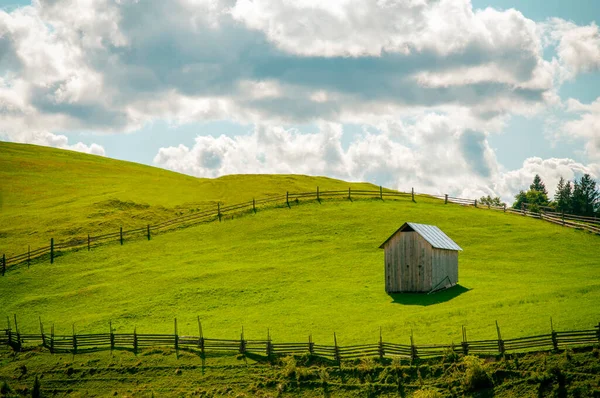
left=512, top=175, right=550, bottom=211
left=570, top=175, right=599, bottom=216
left=530, top=174, right=548, bottom=196
left=554, top=177, right=572, bottom=213
left=512, top=190, right=527, bottom=209
left=579, top=174, right=599, bottom=216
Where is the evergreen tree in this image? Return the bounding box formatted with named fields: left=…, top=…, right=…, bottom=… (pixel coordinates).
left=570, top=174, right=599, bottom=216
left=530, top=174, right=548, bottom=196
left=554, top=177, right=572, bottom=213
left=512, top=190, right=527, bottom=210
left=512, top=175, right=550, bottom=212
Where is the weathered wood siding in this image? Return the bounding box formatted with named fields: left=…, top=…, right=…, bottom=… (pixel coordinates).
left=384, top=232, right=459, bottom=293
left=384, top=232, right=433, bottom=293
left=431, top=249, right=458, bottom=289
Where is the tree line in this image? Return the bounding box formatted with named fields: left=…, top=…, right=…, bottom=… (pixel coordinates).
left=477, top=174, right=599, bottom=217
left=512, top=174, right=600, bottom=216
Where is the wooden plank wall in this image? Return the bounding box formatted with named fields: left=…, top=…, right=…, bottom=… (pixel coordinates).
left=431, top=249, right=458, bottom=288
left=385, top=232, right=433, bottom=293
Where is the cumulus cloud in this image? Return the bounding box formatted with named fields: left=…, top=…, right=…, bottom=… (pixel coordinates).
left=547, top=19, right=600, bottom=78
left=561, top=97, right=600, bottom=160
left=495, top=157, right=599, bottom=201
left=154, top=116, right=502, bottom=198
left=0, top=0, right=561, bottom=143
left=1, top=0, right=598, bottom=202
left=155, top=121, right=599, bottom=204
left=2, top=130, right=105, bottom=156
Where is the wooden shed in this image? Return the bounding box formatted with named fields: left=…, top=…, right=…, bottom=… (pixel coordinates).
left=379, top=222, right=462, bottom=293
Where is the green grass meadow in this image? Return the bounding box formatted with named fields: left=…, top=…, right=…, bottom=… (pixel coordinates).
left=1, top=141, right=600, bottom=348
left=0, top=142, right=376, bottom=258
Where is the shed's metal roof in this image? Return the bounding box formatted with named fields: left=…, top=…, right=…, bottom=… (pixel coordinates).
left=378, top=222, right=463, bottom=251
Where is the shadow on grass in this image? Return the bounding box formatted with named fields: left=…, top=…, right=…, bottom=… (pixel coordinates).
left=389, top=284, right=471, bottom=306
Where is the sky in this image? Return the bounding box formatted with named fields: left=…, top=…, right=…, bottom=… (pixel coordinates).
left=1, top=0, right=600, bottom=202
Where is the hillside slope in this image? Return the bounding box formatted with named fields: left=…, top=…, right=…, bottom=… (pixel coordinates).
left=0, top=142, right=376, bottom=257
left=1, top=142, right=599, bottom=347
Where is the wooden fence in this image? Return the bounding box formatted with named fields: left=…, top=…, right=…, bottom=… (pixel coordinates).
left=2, top=317, right=599, bottom=362
left=1, top=187, right=599, bottom=276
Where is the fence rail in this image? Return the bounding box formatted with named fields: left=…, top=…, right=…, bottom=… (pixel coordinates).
left=2, top=187, right=599, bottom=276
left=3, top=319, right=599, bottom=362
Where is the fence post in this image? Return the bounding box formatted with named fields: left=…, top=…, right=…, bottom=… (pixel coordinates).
left=496, top=321, right=504, bottom=355
left=50, top=324, right=55, bottom=354
left=13, top=314, right=21, bottom=352
left=72, top=324, right=77, bottom=354
left=308, top=334, right=314, bottom=355
left=217, top=203, right=222, bottom=222
left=380, top=185, right=383, bottom=200
left=27, top=246, right=30, bottom=268
left=410, top=330, right=417, bottom=360
left=333, top=332, right=341, bottom=365
left=378, top=327, right=384, bottom=360
left=488, top=203, right=491, bottom=209
left=286, top=191, right=290, bottom=208
left=50, top=238, right=54, bottom=264
left=461, top=326, right=469, bottom=355
left=1, top=254, right=5, bottom=276
left=133, top=327, right=138, bottom=354
left=503, top=204, right=506, bottom=213
left=474, top=199, right=477, bottom=208
left=562, top=211, right=565, bottom=226
left=348, top=187, right=351, bottom=201
left=109, top=321, right=114, bottom=353
left=444, top=194, right=448, bottom=204
left=317, top=186, right=320, bottom=202
left=266, top=329, right=272, bottom=357
left=551, top=317, right=558, bottom=351
left=39, top=317, right=46, bottom=348
left=239, top=326, right=246, bottom=355
left=197, top=316, right=205, bottom=355
left=120, top=227, right=123, bottom=245
left=174, top=318, right=179, bottom=354
left=596, top=321, right=600, bottom=344
left=252, top=198, right=256, bottom=214
left=6, top=317, right=11, bottom=349
left=411, top=188, right=415, bottom=202
left=147, top=225, right=151, bottom=241
left=87, top=235, right=91, bottom=251
left=521, top=202, right=525, bottom=215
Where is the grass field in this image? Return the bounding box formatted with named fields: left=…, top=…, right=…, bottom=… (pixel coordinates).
left=2, top=345, right=599, bottom=397
left=0, top=141, right=376, bottom=258
left=1, top=142, right=600, bottom=347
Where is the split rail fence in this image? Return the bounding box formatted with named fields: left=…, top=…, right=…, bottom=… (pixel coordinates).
left=2, top=317, right=599, bottom=362
left=2, top=187, right=599, bottom=276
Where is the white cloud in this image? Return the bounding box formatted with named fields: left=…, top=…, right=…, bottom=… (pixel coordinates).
left=546, top=18, right=600, bottom=79
left=154, top=118, right=600, bottom=204
left=1, top=0, right=597, bottom=202
left=495, top=157, right=599, bottom=202
left=154, top=116, right=501, bottom=198
left=562, top=97, right=600, bottom=160
left=2, top=129, right=105, bottom=156
left=0, top=0, right=560, bottom=144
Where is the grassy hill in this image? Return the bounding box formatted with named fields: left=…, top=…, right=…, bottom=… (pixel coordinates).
left=1, top=142, right=599, bottom=348
left=0, top=142, right=376, bottom=258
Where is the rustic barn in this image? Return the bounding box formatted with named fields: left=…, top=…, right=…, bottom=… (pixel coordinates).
left=379, top=222, right=462, bottom=293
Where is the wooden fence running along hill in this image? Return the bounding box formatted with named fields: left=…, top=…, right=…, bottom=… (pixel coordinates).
left=2, top=187, right=600, bottom=276
left=2, top=317, right=599, bottom=362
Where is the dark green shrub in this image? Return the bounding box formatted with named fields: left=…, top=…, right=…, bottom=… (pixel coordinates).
left=461, top=355, right=493, bottom=392
left=1, top=381, right=12, bottom=395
